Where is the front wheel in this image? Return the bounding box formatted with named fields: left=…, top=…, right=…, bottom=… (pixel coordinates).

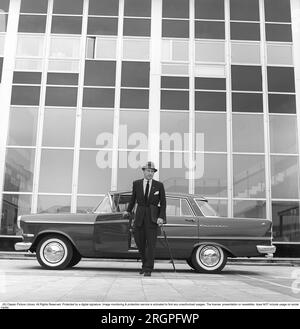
left=36, top=235, right=73, bottom=270
left=191, top=244, right=227, bottom=273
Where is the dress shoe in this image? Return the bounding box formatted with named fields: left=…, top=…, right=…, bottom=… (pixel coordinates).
left=139, top=269, right=145, bottom=275
left=144, top=272, right=151, bottom=277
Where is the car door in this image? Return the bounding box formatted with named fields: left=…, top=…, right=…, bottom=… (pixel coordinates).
left=155, top=197, right=199, bottom=259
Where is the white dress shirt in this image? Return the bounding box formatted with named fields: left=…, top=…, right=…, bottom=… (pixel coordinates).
left=143, top=179, right=152, bottom=197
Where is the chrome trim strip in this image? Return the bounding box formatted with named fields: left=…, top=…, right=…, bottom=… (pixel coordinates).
left=199, top=236, right=271, bottom=241
left=157, top=236, right=199, bottom=239
left=15, top=242, right=32, bottom=251
left=164, top=224, right=198, bottom=227
left=23, top=220, right=94, bottom=225
left=23, top=233, right=34, bottom=238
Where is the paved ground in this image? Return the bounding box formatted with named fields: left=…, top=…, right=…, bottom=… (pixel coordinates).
left=1, top=258, right=300, bottom=305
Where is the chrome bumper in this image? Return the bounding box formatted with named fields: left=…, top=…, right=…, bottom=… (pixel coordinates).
left=15, top=242, right=32, bottom=251
left=256, top=245, right=276, bottom=255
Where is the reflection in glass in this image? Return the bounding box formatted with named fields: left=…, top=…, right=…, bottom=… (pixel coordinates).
left=271, top=156, right=299, bottom=199
left=77, top=196, right=104, bottom=213
left=0, top=194, right=31, bottom=235
left=87, top=17, right=118, bottom=35
left=161, top=90, right=189, bottom=110
left=195, top=0, right=224, bottom=20
left=7, top=107, right=38, bottom=146
left=15, top=59, right=43, bottom=71
left=269, top=115, right=298, bottom=154
left=120, top=89, right=149, bottom=109
left=48, top=60, right=80, bottom=72
left=4, top=148, right=35, bottom=192
left=231, top=42, right=260, bottom=64
left=123, top=18, right=151, bottom=37
left=78, top=150, right=112, bottom=194
left=231, top=65, right=262, bottom=91
left=233, top=200, right=266, bottom=219
left=80, top=110, right=114, bottom=148
left=232, top=114, right=264, bottom=153
left=195, top=113, right=226, bottom=152
left=84, top=60, right=116, bottom=86
left=265, top=24, right=292, bottom=42
left=160, top=152, right=189, bottom=193
left=121, top=61, right=149, bottom=88
left=195, top=153, right=227, bottom=197
left=272, top=201, right=300, bottom=242
left=123, top=38, right=149, bottom=60
left=195, top=21, right=225, bottom=39
left=230, top=23, right=260, bottom=41
left=268, top=94, right=296, bottom=114
left=49, top=37, right=81, bottom=58
left=45, top=87, right=77, bottom=107
left=230, top=0, right=259, bottom=21
left=42, top=109, right=75, bottom=147
left=267, top=67, right=295, bottom=93
left=83, top=88, right=115, bottom=108
left=160, top=112, right=189, bottom=151
left=37, top=195, right=71, bottom=214
left=233, top=155, right=265, bottom=198
left=162, top=20, right=189, bottom=38
left=119, top=111, right=148, bottom=149
left=195, top=41, right=225, bottom=63
left=232, top=93, right=263, bottom=112
left=195, top=91, right=226, bottom=111
left=267, top=44, right=293, bottom=65
left=206, top=199, right=228, bottom=217
left=51, top=16, right=82, bottom=34
left=264, top=0, right=291, bottom=23
left=17, top=35, right=45, bottom=57
left=39, top=150, right=73, bottom=193
left=18, top=15, right=47, bottom=33
left=117, top=151, right=148, bottom=190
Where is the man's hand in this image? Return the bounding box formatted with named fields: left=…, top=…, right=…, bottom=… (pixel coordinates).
left=157, top=218, right=164, bottom=226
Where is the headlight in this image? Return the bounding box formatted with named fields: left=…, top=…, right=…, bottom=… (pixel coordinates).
left=17, top=215, right=22, bottom=229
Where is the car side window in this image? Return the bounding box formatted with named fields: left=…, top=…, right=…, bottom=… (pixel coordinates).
left=166, top=198, right=181, bottom=216
left=181, top=199, right=193, bottom=216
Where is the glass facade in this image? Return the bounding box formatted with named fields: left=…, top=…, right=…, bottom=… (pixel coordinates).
left=0, top=0, right=300, bottom=252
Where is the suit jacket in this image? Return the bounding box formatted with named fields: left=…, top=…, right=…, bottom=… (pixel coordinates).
left=127, top=179, right=166, bottom=227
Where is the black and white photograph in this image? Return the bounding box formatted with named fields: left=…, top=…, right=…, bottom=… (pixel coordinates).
left=0, top=0, right=300, bottom=319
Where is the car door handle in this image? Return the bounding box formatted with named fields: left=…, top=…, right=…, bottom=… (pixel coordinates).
left=185, top=218, right=196, bottom=222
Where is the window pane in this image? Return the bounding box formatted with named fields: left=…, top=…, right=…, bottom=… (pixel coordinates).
left=264, top=0, right=291, bottom=23
left=13, top=71, right=41, bottom=84
left=267, top=44, right=293, bottom=65
left=17, top=35, right=45, bottom=57
left=233, top=200, right=266, bottom=219
left=162, top=76, right=189, bottom=89
left=232, top=93, right=263, bottom=112
left=166, top=198, right=181, bottom=216
left=123, top=38, right=149, bottom=60
left=0, top=13, right=7, bottom=32
left=269, top=115, right=298, bottom=154
left=39, top=150, right=73, bottom=193
left=47, top=73, right=78, bottom=85
left=4, top=148, right=35, bottom=192
left=162, top=0, right=189, bottom=18
left=1, top=194, right=31, bottom=235
left=230, top=0, right=259, bottom=21
left=232, top=114, right=264, bottom=152
left=87, top=17, right=118, bottom=35
left=0, top=34, right=5, bottom=55
left=267, top=67, right=295, bottom=93
left=271, top=156, right=299, bottom=199
left=161, top=90, right=189, bottom=110
left=195, top=0, right=224, bottom=20
left=20, top=0, right=48, bottom=13
left=45, top=87, right=77, bottom=106
left=18, top=15, right=46, bottom=33
left=195, top=21, right=225, bottom=39
left=42, top=108, right=75, bottom=147
left=231, top=65, right=262, bottom=91
left=272, top=201, right=300, bottom=242
left=230, top=22, right=260, bottom=41
left=15, top=59, right=43, bottom=71
left=265, top=24, right=292, bottom=42
left=49, top=37, right=81, bottom=58
left=88, top=0, right=119, bottom=16
left=160, top=152, right=189, bottom=193
left=160, top=112, right=189, bottom=151
left=84, top=60, right=116, bottom=86
left=195, top=113, right=226, bottom=152
left=117, top=151, right=148, bottom=190
left=162, top=20, right=189, bottom=38
left=195, top=77, right=225, bottom=90
left=195, top=41, right=225, bottom=62
left=53, top=0, right=83, bottom=15
left=77, top=196, right=103, bottom=213
left=231, top=42, right=260, bottom=64
left=233, top=155, right=265, bottom=198
left=123, top=18, right=150, bottom=37
left=48, top=60, right=79, bottom=73
left=162, top=39, right=189, bottom=61
left=268, top=94, right=296, bottom=114
left=119, top=111, right=148, bottom=149
left=95, top=37, right=117, bottom=59
left=120, top=89, right=149, bottom=109
left=195, top=153, right=227, bottom=197
left=207, top=199, right=228, bottom=217
left=121, top=61, right=149, bottom=88
left=162, top=64, right=189, bottom=76
left=195, top=91, right=226, bottom=111
left=81, top=110, right=114, bottom=148
left=51, top=16, right=82, bottom=34
left=7, top=107, right=38, bottom=146
left=37, top=195, right=71, bottom=214
left=83, top=88, right=115, bottom=108
left=78, top=150, right=112, bottom=194
left=11, top=86, right=40, bottom=105
left=195, top=64, right=225, bottom=77
left=124, top=0, right=151, bottom=17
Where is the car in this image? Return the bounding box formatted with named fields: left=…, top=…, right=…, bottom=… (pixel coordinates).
left=15, top=191, right=276, bottom=273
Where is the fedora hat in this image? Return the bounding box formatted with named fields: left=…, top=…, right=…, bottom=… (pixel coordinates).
left=142, top=161, right=157, bottom=172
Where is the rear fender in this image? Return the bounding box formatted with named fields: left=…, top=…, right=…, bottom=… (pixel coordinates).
left=193, top=241, right=236, bottom=258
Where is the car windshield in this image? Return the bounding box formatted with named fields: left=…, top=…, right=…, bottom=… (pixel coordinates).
left=93, top=195, right=112, bottom=213
left=195, top=199, right=219, bottom=217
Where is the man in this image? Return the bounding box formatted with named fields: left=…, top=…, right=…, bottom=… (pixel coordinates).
left=123, top=161, right=166, bottom=276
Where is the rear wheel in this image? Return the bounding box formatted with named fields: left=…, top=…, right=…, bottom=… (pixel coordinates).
left=191, top=244, right=227, bottom=273
left=36, top=235, right=73, bottom=270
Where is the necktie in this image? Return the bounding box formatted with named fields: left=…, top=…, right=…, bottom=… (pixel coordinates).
left=144, top=180, right=150, bottom=204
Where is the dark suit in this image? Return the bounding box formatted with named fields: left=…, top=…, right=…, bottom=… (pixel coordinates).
left=127, top=179, right=166, bottom=272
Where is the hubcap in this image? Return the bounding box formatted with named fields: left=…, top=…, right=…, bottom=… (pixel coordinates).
left=199, top=246, right=221, bottom=267
left=43, top=242, right=65, bottom=263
